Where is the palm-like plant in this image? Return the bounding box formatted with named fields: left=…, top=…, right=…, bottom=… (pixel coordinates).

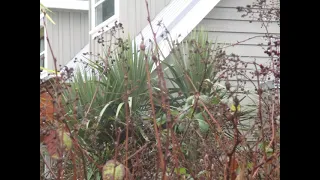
left=58, top=28, right=257, bottom=179
left=61, top=37, right=156, bottom=165
left=159, top=29, right=255, bottom=139
left=162, top=29, right=220, bottom=99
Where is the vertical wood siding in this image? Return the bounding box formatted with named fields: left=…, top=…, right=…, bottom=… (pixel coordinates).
left=46, top=9, right=89, bottom=70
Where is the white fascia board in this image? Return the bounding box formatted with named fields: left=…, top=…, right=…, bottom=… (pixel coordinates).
left=134, top=0, right=221, bottom=71
left=134, top=0, right=194, bottom=51
left=40, top=0, right=89, bottom=11
left=40, top=44, right=90, bottom=82
left=159, top=0, right=221, bottom=59
left=64, top=44, right=90, bottom=73
left=63, top=43, right=97, bottom=82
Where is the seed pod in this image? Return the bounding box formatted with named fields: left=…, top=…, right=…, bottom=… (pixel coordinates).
left=57, top=128, right=72, bottom=151
left=102, top=160, right=125, bottom=180
left=225, top=81, right=231, bottom=91
left=140, top=42, right=145, bottom=51
left=152, top=55, right=157, bottom=61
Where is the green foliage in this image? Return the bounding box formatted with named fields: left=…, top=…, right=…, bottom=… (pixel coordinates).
left=41, top=18, right=279, bottom=178
left=162, top=28, right=220, bottom=100
left=60, top=38, right=156, bottom=168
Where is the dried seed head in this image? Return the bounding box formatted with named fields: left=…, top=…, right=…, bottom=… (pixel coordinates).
left=225, top=81, right=231, bottom=91
left=152, top=55, right=157, bottom=61
left=233, top=96, right=240, bottom=107
left=140, top=43, right=145, bottom=51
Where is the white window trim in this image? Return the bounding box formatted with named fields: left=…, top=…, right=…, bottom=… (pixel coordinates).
left=40, top=13, right=44, bottom=27
left=40, top=51, right=45, bottom=57
left=89, top=0, right=119, bottom=39
left=40, top=25, right=49, bottom=79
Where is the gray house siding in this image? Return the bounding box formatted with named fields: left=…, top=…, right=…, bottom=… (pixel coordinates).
left=196, top=0, right=279, bottom=84
left=190, top=0, right=279, bottom=105
left=85, top=0, right=278, bottom=105
left=89, top=0, right=172, bottom=57
left=46, top=9, right=89, bottom=70
left=197, top=0, right=279, bottom=58
left=87, top=0, right=279, bottom=72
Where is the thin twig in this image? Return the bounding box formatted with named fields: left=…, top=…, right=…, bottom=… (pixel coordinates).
left=127, top=143, right=149, bottom=161
left=143, top=46, right=166, bottom=176
left=40, top=150, right=58, bottom=179
left=266, top=101, right=275, bottom=149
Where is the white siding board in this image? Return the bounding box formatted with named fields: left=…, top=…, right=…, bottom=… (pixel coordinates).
left=221, top=45, right=269, bottom=57
left=206, top=7, right=257, bottom=21
left=192, top=0, right=279, bottom=91
left=83, top=13, right=89, bottom=46
left=58, top=11, right=63, bottom=66
left=207, top=32, right=276, bottom=45
left=70, top=12, right=74, bottom=57
left=135, top=0, right=142, bottom=34
left=156, top=0, right=166, bottom=15
left=128, top=1, right=136, bottom=37
left=198, top=19, right=279, bottom=34
left=217, top=0, right=259, bottom=7
left=44, top=10, right=89, bottom=70
left=80, top=12, right=84, bottom=47
left=62, top=11, right=71, bottom=65
left=49, top=12, right=60, bottom=70
left=73, top=13, right=82, bottom=55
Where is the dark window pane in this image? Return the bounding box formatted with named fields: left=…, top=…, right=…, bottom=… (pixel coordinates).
left=40, top=54, right=45, bottom=68
left=40, top=38, right=45, bottom=53
left=95, top=0, right=114, bottom=26
left=40, top=28, right=45, bottom=53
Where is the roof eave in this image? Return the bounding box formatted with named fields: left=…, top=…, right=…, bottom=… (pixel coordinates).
left=40, top=0, right=89, bottom=11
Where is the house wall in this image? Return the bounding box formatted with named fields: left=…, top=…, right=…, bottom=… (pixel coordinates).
left=89, top=0, right=172, bottom=58
left=193, top=0, right=280, bottom=104
left=85, top=0, right=279, bottom=105
left=46, top=9, right=89, bottom=70
left=197, top=0, right=279, bottom=56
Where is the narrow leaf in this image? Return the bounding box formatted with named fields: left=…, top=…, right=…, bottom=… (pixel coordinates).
left=97, top=101, right=115, bottom=123
left=116, top=102, right=124, bottom=119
